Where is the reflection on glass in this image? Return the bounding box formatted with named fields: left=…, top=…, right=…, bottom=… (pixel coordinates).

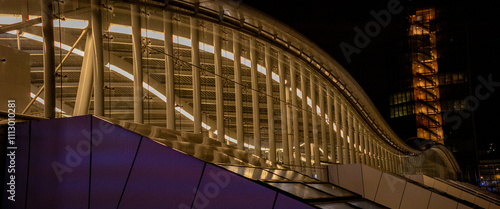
left=314, top=202, right=357, bottom=209
left=306, top=183, right=357, bottom=197
left=265, top=169, right=319, bottom=182
left=221, top=165, right=287, bottom=181
left=267, top=183, right=332, bottom=199
left=347, top=199, right=388, bottom=209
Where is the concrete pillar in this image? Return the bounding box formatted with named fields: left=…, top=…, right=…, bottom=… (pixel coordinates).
left=279, top=52, right=289, bottom=165
left=319, top=86, right=327, bottom=162
left=213, top=25, right=224, bottom=143
left=327, top=91, right=335, bottom=163
left=265, top=45, right=276, bottom=164
left=335, top=95, right=342, bottom=164
left=348, top=111, right=355, bottom=163
left=341, top=101, right=348, bottom=164
left=191, top=17, right=202, bottom=134
left=250, top=37, right=261, bottom=157
left=290, top=60, right=300, bottom=168
left=73, top=32, right=94, bottom=116
left=360, top=124, right=366, bottom=165
left=131, top=5, right=143, bottom=124
left=164, top=11, right=175, bottom=129
left=353, top=117, right=360, bottom=163
left=301, top=69, right=312, bottom=176
left=285, top=81, right=294, bottom=164
left=91, top=0, right=104, bottom=116
left=310, top=75, right=320, bottom=170
left=41, top=0, right=55, bottom=118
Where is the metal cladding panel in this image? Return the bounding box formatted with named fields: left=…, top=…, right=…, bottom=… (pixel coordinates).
left=194, top=163, right=276, bottom=209
left=89, top=117, right=142, bottom=208
left=2, top=122, right=30, bottom=208
left=273, top=193, right=316, bottom=209
left=0, top=44, right=30, bottom=112
left=119, top=138, right=205, bottom=208
left=26, top=115, right=91, bottom=209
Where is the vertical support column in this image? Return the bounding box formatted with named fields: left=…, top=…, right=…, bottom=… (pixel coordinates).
left=376, top=143, right=381, bottom=168
left=232, top=31, right=243, bottom=146
left=310, top=75, right=320, bottom=171
left=285, top=82, right=294, bottom=164
left=164, top=11, right=175, bottom=129
left=393, top=153, right=397, bottom=173
left=265, top=45, right=276, bottom=164
left=360, top=124, right=366, bottom=164
left=250, top=37, right=261, bottom=157
left=348, top=111, right=355, bottom=163
left=91, top=0, right=104, bottom=116
left=319, top=87, right=327, bottom=162
left=301, top=68, right=312, bottom=176
left=74, top=32, right=94, bottom=116
left=290, top=61, right=300, bottom=167
left=131, top=5, right=143, bottom=124
left=371, top=135, right=376, bottom=166
left=353, top=117, right=360, bottom=163
left=214, top=25, right=224, bottom=143
left=341, top=101, right=348, bottom=164
left=381, top=147, right=386, bottom=170
left=335, top=95, right=342, bottom=164
left=191, top=17, right=202, bottom=134
left=41, top=0, right=55, bottom=118
left=387, top=151, right=394, bottom=173
left=368, top=134, right=373, bottom=166
left=279, top=52, right=289, bottom=165
left=380, top=144, right=384, bottom=169
left=386, top=151, right=390, bottom=171
left=378, top=144, right=383, bottom=169
left=327, top=92, right=335, bottom=163
left=383, top=148, right=388, bottom=171
left=364, top=127, right=369, bottom=165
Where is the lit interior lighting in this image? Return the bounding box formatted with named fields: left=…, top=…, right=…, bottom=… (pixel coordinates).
left=241, top=57, right=251, bottom=67
left=20, top=23, right=341, bottom=153
left=0, top=14, right=23, bottom=24
left=341, top=130, right=344, bottom=137
left=0, top=15, right=88, bottom=29
left=297, top=89, right=302, bottom=98
left=333, top=124, right=337, bottom=131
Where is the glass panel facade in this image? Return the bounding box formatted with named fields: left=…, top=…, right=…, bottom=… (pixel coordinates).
left=267, top=182, right=332, bottom=199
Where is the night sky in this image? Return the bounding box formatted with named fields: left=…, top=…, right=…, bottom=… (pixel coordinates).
left=244, top=0, right=500, bottom=153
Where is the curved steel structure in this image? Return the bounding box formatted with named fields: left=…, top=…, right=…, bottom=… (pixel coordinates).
left=0, top=0, right=460, bottom=178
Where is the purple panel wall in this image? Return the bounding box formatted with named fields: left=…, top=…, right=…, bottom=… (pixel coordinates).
left=194, top=164, right=276, bottom=209
left=273, top=193, right=316, bottom=209
left=1, top=116, right=314, bottom=208
left=2, top=121, right=30, bottom=208
left=89, top=117, right=141, bottom=208
left=118, top=138, right=205, bottom=208
left=27, top=116, right=91, bottom=209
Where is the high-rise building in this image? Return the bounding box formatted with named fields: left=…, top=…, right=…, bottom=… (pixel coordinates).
left=389, top=7, right=444, bottom=146
left=388, top=2, right=478, bottom=182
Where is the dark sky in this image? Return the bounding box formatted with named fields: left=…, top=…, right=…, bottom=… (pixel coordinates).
left=244, top=0, right=500, bottom=152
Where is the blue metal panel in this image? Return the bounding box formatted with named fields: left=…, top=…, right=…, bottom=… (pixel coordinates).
left=194, top=164, right=276, bottom=209
left=26, top=116, right=91, bottom=209
left=119, top=138, right=205, bottom=208
left=89, top=117, right=141, bottom=208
